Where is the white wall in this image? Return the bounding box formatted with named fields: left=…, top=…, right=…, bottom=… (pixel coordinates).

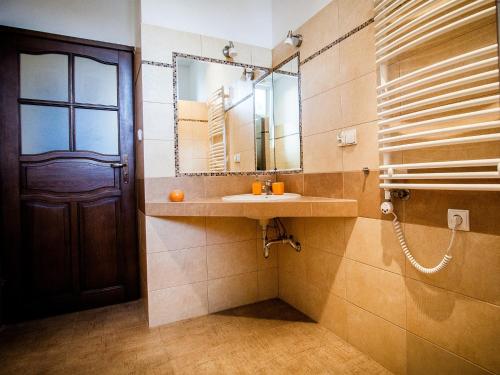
left=141, top=0, right=272, bottom=48
left=0, top=0, right=137, bottom=46
left=271, top=0, right=331, bottom=46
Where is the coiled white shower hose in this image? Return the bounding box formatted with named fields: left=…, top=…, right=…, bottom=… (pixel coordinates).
left=381, top=201, right=460, bottom=274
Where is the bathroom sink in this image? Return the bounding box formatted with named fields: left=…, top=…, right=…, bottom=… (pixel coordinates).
left=222, top=193, right=302, bottom=202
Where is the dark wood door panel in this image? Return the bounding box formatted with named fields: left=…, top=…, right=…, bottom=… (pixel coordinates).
left=21, top=201, right=73, bottom=296
left=79, top=198, right=122, bottom=291
left=23, top=159, right=118, bottom=193
left=0, top=28, right=138, bottom=321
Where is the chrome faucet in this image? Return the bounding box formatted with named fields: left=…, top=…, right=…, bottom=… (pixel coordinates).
left=263, top=179, right=273, bottom=195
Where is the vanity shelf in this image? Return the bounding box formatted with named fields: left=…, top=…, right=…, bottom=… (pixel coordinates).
left=145, top=196, right=358, bottom=218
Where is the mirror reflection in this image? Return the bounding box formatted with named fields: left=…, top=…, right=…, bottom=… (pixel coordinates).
left=175, top=55, right=301, bottom=174
left=255, top=56, right=300, bottom=171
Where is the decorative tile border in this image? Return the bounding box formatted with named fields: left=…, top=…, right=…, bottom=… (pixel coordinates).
left=178, top=118, right=208, bottom=123
left=141, top=60, right=174, bottom=68
left=171, top=52, right=271, bottom=73
left=142, top=17, right=372, bottom=177
left=300, top=18, right=375, bottom=66
left=274, top=70, right=299, bottom=77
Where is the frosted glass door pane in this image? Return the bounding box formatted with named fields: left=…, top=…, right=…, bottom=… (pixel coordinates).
left=75, top=109, right=119, bottom=154
left=74, top=57, right=118, bottom=106
left=21, top=105, right=69, bottom=154
left=20, top=54, right=68, bottom=101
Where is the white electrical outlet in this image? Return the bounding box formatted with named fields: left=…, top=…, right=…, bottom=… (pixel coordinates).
left=448, top=209, right=469, bottom=231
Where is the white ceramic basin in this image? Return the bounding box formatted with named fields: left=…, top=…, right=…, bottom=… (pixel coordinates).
left=222, top=193, right=302, bottom=202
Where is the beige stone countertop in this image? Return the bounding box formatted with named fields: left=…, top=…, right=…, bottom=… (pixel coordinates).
left=145, top=196, right=358, bottom=218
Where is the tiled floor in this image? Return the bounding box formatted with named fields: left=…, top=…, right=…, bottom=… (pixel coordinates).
left=0, top=299, right=391, bottom=374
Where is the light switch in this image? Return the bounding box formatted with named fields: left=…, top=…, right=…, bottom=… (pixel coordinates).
left=337, top=128, right=357, bottom=146
left=233, top=153, right=241, bottom=163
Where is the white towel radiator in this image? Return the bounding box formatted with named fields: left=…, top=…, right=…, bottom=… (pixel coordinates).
left=375, top=0, right=500, bottom=192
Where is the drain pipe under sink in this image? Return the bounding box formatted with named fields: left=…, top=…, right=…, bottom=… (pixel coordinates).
left=259, top=219, right=301, bottom=258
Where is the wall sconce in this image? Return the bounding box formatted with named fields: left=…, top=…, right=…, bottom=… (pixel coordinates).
left=284, top=30, right=303, bottom=47
left=242, top=67, right=254, bottom=81
left=222, top=41, right=238, bottom=58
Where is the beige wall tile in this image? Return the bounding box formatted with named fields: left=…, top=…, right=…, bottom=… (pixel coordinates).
left=306, top=246, right=346, bottom=299
left=272, top=41, right=296, bottom=68
left=143, top=140, right=175, bottom=178
left=251, top=46, right=272, bottom=68
left=208, top=272, right=259, bottom=313
left=178, top=100, right=208, bottom=121
left=203, top=175, right=254, bottom=197
left=278, top=269, right=304, bottom=310
left=347, top=303, right=407, bottom=374
left=341, top=121, right=379, bottom=172
left=343, top=171, right=387, bottom=220
left=403, top=190, right=500, bottom=236
left=303, top=173, right=343, bottom=198
left=149, top=281, right=208, bottom=327
left=339, top=25, right=376, bottom=85
left=304, top=218, right=345, bottom=256
left=407, top=333, right=491, bottom=375
left=404, top=224, right=500, bottom=305
left=142, top=102, right=174, bottom=141
left=278, top=243, right=307, bottom=281
left=258, top=268, right=278, bottom=301
left=299, top=282, right=330, bottom=322
left=296, top=1, right=340, bottom=60
left=147, top=247, right=207, bottom=290
left=300, top=46, right=340, bottom=100
left=317, top=292, right=348, bottom=341
left=141, top=24, right=202, bottom=63
left=145, top=216, right=206, bottom=252
left=142, top=65, right=173, bottom=104
left=277, top=173, right=304, bottom=194
left=406, top=278, right=500, bottom=373
left=301, top=88, right=342, bottom=137
left=144, top=176, right=205, bottom=202
left=205, top=217, right=257, bottom=245
left=345, top=217, right=405, bottom=275
left=207, top=240, right=258, bottom=279
left=338, top=0, right=374, bottom=36
left=303, top=131, right=343, bottom=173
left=346, top=259, right=406, bottom=327
left=340, top=72, right=377, bottom=127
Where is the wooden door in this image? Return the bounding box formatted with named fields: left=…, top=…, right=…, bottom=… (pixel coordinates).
left=0, top=28, right=138, bottom=320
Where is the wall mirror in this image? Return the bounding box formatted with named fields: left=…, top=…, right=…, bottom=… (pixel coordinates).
left=255, top=55, right=300, bottom=171
left=174, top=53, right=301, bottom=175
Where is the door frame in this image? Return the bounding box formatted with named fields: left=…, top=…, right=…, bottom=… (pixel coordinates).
left=0, top=26, right=138, bottom=321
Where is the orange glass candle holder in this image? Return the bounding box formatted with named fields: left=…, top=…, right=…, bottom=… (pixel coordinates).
left=252, top=181, right=262, bottom=195
left=272, top=182, right=284, bottom=195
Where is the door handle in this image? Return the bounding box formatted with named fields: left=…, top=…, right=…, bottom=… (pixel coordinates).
left=110, top=154, right=129, bottom=184
left=110, top=163, right=126, bottom=168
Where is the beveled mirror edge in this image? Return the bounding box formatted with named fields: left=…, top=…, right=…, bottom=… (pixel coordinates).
left=172, top=51, right=302, bottom=177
